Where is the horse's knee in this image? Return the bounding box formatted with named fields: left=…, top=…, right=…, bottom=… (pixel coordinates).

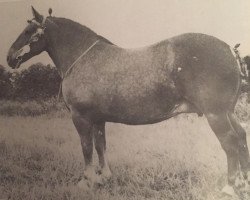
left=93, top=123, right=107, bottom=167
left=94, top=130, right=106, bottom=153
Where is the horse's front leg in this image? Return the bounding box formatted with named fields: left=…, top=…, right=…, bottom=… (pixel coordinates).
left=71, top=112, right=101, bottom=189
left=93, top=122, right=111, bottom=182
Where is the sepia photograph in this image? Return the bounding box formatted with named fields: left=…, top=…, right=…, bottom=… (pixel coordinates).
left=0, top=0, right=250, bottom=199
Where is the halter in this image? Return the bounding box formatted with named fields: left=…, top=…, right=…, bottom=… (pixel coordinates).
left=27, top=18, right=100, bottom=102
left=63, top=40, right=100, bottom=78
left=30, top=18, right=46, bottom=27
left=27, top=17, right=59, bottom=45
left=13, top=18, right=47, bottom=69
left=27, top=18, right=47, bottom=43
left=57, top=40, right=100, bottom=101
left=30, top=17, right=99, bottom=78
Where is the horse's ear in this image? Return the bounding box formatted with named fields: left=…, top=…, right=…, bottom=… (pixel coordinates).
left=31, top=6, right=44, bottom=23
left=48, top=8, right=52, bottom=16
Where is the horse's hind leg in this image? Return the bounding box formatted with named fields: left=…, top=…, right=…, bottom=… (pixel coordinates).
left=205, top=112, right=240, bottom=195
left=93, top=122, right=111, bottom=182
left=228, top=113, right=250, bottom=184
left=71, top=112, right=101, bottom=189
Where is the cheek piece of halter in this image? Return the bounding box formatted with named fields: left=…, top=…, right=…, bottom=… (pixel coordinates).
left=28, top=18, right=46, bottom=43
left=15, top=18, right=47, bottom=67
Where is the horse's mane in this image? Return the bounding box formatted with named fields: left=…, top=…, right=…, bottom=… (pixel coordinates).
left=48, top=17, right=114, bottom=45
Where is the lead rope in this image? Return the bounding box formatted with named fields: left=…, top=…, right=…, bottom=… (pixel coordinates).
left=57, top=40, right=100, bottom=102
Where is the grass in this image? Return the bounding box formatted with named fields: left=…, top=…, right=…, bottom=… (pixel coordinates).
left=1, top=113, right=249, bottom=200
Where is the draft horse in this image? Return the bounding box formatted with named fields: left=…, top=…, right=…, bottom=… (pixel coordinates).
left=7, top=7, right=250, bottom=196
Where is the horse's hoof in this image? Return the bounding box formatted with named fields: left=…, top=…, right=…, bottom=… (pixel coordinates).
left=221, top=184, right=237, bottom=197
left=247, top=171, right=250, bottom=184
left=235, top=175, right=246, bottom=190
left=101, top=167, right=112, bottom=181
left=244, top=180, right=250, bottom=193
left=77, top=179, right=91, bottom=190
left=83, top=167, right=103, bottom=185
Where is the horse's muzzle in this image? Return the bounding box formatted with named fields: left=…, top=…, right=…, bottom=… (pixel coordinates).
left=7, top=48, right=22, bottom=69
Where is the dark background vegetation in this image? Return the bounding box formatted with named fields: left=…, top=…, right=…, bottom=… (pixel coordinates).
left=0, top=63, right=66, bottom=116
left=0, top=63, right=61, bottom=100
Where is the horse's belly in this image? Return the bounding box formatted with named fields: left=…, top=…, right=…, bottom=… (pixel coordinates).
left=105, top=103, right=176, bottom=125
left=102, top=86, right=181, bottom=125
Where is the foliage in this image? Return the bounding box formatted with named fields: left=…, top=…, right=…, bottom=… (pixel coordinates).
left=0, top=63, right=61, bottom=100
left=244, top=55, right=250, bottom=71
left=0, top=98, right=68, bottom=117
left=11, top=63, right=61, bottom=100
left=0, top=65, right=12, bottom=99
left=235, top=93, right=250, bottom=122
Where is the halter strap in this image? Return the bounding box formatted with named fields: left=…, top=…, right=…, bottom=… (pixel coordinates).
left=57, top=40, right=100, bottom=102
left=63, top=40, right=100, bottom=78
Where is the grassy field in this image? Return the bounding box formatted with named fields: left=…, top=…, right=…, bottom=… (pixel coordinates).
left=1, top=111, right=250, bottom=200
left=0, top=94, right=250, bottom=200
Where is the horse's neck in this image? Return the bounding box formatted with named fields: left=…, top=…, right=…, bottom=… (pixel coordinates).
left=45, top=20, right=99, bottom=77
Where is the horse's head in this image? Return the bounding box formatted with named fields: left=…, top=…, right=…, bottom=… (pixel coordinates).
left=7, top=7, right=47, bottom=69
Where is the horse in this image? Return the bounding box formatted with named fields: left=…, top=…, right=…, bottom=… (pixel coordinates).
left=7, top=7, right=250, bottom=197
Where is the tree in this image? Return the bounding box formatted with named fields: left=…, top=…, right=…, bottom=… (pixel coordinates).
left=12, top=63, right=61, bottom=100
left=0, top=65, right=12, bottom=99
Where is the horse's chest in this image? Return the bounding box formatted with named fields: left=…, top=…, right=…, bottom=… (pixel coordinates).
left=62, top=79, right=95, bottom=108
